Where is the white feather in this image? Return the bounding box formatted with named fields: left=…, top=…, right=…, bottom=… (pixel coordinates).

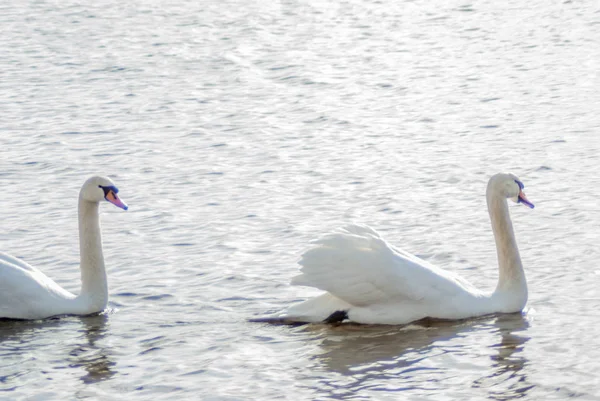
left=0, top=176, right=127, bottom=320
left=273, top=173, right=532, bottom=325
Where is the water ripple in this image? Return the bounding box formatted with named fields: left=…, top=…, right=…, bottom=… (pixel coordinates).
left=2, top=0, right=600, bottom=399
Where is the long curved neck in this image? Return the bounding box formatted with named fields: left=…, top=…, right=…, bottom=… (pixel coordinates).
left=77, top=195, right=108, bottom=312
left=487, top=188, right=527, bottom=307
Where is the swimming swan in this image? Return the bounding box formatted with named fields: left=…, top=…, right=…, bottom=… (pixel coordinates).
left=0, top=176, right=128, bottom=320
left=257, top=173, right=535, bottom=325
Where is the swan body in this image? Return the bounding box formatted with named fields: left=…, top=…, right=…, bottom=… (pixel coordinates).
left=0, top=176, right=128, bottom=320
left=266, top=173, right=534, bottom=325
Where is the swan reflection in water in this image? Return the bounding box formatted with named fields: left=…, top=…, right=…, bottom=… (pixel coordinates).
left=473, top=314, right=532, bottom=400
left=0, top=313, right=116, bottom=386
left=308, top=313, right=531, bottom=399
left=69, top=313, right=116, bottom=384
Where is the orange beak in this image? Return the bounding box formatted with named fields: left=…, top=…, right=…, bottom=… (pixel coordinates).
left=106, top=190, right=128, bottom=210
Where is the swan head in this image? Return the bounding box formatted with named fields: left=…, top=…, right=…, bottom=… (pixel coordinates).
left=489, top=173, right=534, bottom=209
left=80, top=176, right=128, bottom=210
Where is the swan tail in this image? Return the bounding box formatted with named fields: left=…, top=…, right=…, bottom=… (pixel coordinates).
left=275, top=293, right=353, bottom=323
left=252, top=293, right=353, bottom=325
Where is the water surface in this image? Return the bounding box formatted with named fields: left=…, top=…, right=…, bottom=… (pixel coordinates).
left=1, top=0, right=600, bottom=399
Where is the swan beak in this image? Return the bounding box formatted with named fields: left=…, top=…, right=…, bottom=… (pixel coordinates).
left=518, top=190, right=534, bottom=209
left=106, top=191, right=128, bottom=210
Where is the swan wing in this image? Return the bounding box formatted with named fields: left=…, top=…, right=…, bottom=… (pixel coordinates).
left=0, top=256, right=75, bottom=319
left=291, top=224, right=477, bottom=307
left=0, top=251, right=38, bottom=273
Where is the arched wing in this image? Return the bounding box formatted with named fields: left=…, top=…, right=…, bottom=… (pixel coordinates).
left=0, top=255, right=74, bottom=319
left=0, top=252, right=37, bottom=273
left=291, top=224, right=477, bottom=307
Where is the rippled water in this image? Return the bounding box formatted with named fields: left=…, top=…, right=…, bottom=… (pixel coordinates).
left=2, top=0, right=600, bottom=399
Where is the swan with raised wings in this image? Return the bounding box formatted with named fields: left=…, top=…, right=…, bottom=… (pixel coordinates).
left=0, top=176, right=128, bottom=320
left=256, top=173, right=534, bottom=325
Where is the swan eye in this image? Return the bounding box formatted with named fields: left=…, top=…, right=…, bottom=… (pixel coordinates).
left=514, top=180, right=524, bottom=190
left=98, top=185, right=119, bottom=197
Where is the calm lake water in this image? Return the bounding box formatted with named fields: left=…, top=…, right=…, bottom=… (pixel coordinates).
left=2, top=0, right=600, bottom=399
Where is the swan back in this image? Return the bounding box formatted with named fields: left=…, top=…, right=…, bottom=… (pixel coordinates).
left=0, top=253, right=78, bottom=319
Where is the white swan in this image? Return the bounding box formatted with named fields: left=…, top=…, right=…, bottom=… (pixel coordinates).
left=260, top=173, right=535, bottom=325
left=0, top=176, right=128, bottom=320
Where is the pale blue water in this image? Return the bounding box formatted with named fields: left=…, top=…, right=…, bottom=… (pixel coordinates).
left=1, top=0, right=600, bottom=399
